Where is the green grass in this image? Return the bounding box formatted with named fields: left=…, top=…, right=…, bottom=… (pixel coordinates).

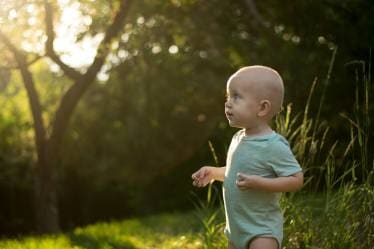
left=0, top=212, right=204, bottom=249
left=1, top=187, right=373, bottom=249
left=192, top=184, right=374, bottom=249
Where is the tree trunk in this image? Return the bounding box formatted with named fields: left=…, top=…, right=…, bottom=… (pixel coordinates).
left=33, top=154, right=60, bottom=233
left=1, top=0, right=133, bottom=234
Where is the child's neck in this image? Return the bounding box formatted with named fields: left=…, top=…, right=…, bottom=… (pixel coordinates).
left=244, top=124, right=272, bottom=137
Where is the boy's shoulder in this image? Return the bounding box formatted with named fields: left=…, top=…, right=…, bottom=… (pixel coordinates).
left=269, top=132, right=290, bottom=145
left=267, top=132, right=294, bottom=156
left=230, top=129, right=293, bottom=151
left=229, top=129, right=246, bottom=143
left=232, top=129, right=245, bottom=138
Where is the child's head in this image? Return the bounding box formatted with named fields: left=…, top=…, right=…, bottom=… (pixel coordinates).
left=225, top=65, right=284, bottom=130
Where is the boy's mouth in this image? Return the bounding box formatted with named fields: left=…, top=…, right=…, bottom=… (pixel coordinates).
left=225, top=111, right=234, bottom=119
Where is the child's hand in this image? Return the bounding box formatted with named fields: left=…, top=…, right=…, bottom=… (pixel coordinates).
left=192, top=166, right=214, bottom=187
left=236, top=173, right=262, bottom=190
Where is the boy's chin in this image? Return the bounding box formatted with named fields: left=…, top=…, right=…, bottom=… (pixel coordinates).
left=228, top=120, right=241, bottom=128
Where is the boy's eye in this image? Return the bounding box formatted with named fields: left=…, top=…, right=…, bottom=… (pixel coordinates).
left=225, top=92, right=240, bottom=101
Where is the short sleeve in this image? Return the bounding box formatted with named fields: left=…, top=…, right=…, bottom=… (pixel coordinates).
left=267, top=137, right=302, bottom=177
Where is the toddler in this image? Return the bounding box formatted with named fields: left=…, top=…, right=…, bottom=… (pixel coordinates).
left=192, top=65, right=303, bottom=249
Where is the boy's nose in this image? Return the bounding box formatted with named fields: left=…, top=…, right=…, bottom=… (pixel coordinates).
left=225, top=100, right=232, bottom=108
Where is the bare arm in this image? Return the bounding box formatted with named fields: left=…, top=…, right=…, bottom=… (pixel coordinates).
left=210, top=166, right=226, bottom=182
left=192, top=166, right=226, bottom=187
left=236, top=172, right=304, bottom=192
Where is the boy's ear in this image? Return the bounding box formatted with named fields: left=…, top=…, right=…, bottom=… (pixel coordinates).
left=257, top=99, right=271, bottom=117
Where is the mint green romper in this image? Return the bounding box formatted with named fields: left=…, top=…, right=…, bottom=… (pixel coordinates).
left=223, top=130, right=302, bottom=249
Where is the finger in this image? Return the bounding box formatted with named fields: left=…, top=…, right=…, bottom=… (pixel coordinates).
left=192, top=171, right=202, bottom=180
left=236, top=179, right=245, bottom=186
left=196, top=178, right=205, bottom=187
left=192, top=171, right=199, bottom=179
left=236, top=181, right=246, bottom=190
left=236, top=179, right=241, bottom=186
left=202, top=180, right=210, bottom=187
left=237, top=172, right=244, bottom=181
left=202, top=179, right=209, bottom=186
left=193, top=180, right=202, bottom=187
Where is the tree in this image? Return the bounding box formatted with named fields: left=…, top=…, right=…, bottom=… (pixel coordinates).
left=1, top=0, right=373, bottom=234
left=0, top=0, right=133, bottom=233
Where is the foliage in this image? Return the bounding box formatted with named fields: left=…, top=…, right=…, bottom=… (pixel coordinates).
left=282, top=184, right=374, bottom=249
left=192, top=183, right=225, bottom=249
left=1, top=187, right=372, bottom=249
left=0, top=212, right=202, bottom=249
left=192, top=142, right=226, bottom=249
left=0, top=0, right=374, bottom=235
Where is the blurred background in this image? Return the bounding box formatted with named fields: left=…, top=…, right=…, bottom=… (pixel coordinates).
left=0, top=0, right=373, bottom=237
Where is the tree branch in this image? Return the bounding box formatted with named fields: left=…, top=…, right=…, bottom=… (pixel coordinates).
left=44, top=0, right=81, bottom=81
left=0, top=29, right=47, bottom=161
left=48, top=0, right=133, bottom=154
left=1, top=54, right=43, bottom=70
left=84, top=0, right=133, bottom=82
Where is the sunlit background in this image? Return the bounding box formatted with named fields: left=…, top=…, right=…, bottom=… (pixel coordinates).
left=0, top=0, right=373, bottom=248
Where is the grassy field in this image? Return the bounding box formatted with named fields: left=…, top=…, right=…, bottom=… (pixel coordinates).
left=1, top=185, right=372, bottom=249
left=0, top=212, right=204, bottom=249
